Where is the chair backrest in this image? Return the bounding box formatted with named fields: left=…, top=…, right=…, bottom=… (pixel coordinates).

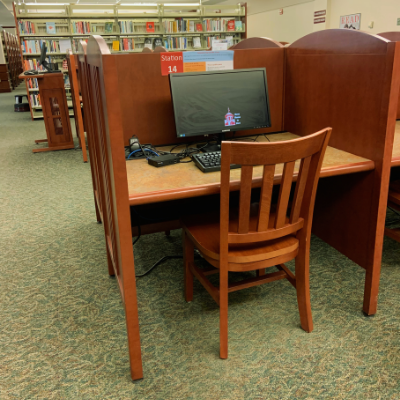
left=154, top=46, right=168, bottom=52
left=220, top=128, right=332, bottom=247
left=142, top=47, right=153, bottom=53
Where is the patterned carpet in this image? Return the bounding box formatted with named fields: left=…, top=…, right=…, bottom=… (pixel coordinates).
left=1, top=88, right=400, bottom=400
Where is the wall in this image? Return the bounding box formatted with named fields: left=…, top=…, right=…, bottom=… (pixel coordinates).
left=329, top=0, right=400, bottom=34
left=247, top=1, right=314, bottom=43
left=246, top=0, right=400, bottom=43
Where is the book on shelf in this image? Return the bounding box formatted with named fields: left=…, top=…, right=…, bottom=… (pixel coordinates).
left=63, top=74, right=70, bottom=87
left=227, top=20, right=235, bottom=31
left=154, top=37, right=163, bottom=47
left=196, top=23, right=203, bottom=32
left=235, top=21, right=243, bottom=31
left=46, top=22, right=56, bottom=35
left=225, top=36, right=234, bottom=47
left=163, top=19, right=198, bottom=33
left=59, top=39, right=72, bottom=53
left=105, top=22, right=114, bottom=33
left=146, top=22, right=155, bottom=33
left=193, top=37, right=201, bottom=49
left=27, top=78, right=39, bottom=89
left=144, top=38, right=153, bottom=49
left=112, top=40, right=120, bottom=51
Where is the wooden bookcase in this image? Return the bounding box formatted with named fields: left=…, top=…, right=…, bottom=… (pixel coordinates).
left=13, top=2, right=246, bottom=119
left=0, top=30, right=22, bottom=92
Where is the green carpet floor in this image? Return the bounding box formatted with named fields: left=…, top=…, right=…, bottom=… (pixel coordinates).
left=1, top=88, right=400, bottom=399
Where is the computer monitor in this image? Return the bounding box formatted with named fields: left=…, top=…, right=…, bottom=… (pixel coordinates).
left=169, top=68, right=271, bottom=151
left=39, top=43, right=58, bottom=72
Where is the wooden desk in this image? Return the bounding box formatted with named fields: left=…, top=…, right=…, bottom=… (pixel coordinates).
left=127, top=132, right=375, bottom=206
left=19, top=72, right=74, bottom=153
left=391, top=121, right=400, bottom=166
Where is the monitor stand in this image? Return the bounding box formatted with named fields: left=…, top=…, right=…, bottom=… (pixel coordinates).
left=200, top=132, right=225, bottom=153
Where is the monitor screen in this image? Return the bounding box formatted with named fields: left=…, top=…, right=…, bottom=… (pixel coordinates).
left=169, top=68, right=271, bottom=138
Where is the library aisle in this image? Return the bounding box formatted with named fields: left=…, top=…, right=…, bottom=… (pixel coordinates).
left=1, top=89, right=400, bottom=399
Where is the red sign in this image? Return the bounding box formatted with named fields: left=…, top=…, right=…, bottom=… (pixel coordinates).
left=146, top=22, right=155, bottom=33
left=314, top=17, right=326, bottom=24
left=160, top=52, right=184, bottom=76
left=314, top=10, right=326, bottom=17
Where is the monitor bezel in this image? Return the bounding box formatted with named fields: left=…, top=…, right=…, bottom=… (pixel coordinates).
left=169, top=68, right=272, bottom=139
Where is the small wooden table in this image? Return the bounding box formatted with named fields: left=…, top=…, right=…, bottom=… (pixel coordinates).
left=19, top=72, right=74, bottom=153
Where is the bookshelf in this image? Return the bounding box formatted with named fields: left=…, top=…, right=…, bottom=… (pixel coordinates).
left=13, top=2, right=246, bottom=119
left=0, top=30, right=22, bottom=92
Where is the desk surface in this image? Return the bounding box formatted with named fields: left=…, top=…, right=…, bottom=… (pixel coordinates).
left=392, top=121, right=400, bottom=166
left=127, top=132, right=375, bottom=206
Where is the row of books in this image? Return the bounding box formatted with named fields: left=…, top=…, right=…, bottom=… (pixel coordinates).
left=70, top=21, right=115, bottom=34
left=27, top=78, right=39, bottom=89
left=30, top=94, right=41, bottom=107
left=163, top=19, right=198, bottom=33
left=19, top=21, right=70, bottom=35
left=24, top=56, right=58, bottom=71
left=118, top=21, right=135, bottom=34
left=202, top=19, right=242, bottom=32
left=22, top=39, right=59, bottom=54
left=163, top=36, right=193, bottom=50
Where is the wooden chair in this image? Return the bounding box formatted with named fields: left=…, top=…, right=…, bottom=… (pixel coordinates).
left=154, top=46, right=168, bottom=52
left=142, top=47, right=153, bottom=53
left=385, top=181, right=400, bottom=242
left=182, top=127, right=332, bottom=358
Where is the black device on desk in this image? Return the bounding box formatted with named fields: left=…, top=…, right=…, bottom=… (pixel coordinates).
left=169, top=68, right=272, bottom=172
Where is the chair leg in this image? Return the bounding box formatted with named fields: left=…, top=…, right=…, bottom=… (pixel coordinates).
left=295, top=248, right=313, bottom=333
left=219, top=265, right=229, bottom=359
left=183, top=230, right=194, bottom=302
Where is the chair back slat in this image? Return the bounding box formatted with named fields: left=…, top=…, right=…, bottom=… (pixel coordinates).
left=275, top=161, right=295, bottom=229
left=221, top=128, right=332, bottom=247
left=290, top=156, right=311, bottom=224
left=238, top=166, right=253, bottom=234
left=257, top=165, right=275, bottom=231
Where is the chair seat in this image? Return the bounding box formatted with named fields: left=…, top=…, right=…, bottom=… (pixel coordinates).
left=181, top=207, right=299, bottom=265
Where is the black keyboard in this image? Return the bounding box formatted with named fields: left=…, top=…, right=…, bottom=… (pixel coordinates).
left=192, top=151, right=241, bottom=173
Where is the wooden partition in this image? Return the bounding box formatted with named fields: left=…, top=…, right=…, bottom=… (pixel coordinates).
left=84, top=32, right=400, bottom=379
left=284, top=29, right=400, bottom=314
left=378, top=32, right=400, bottom=119
left=66, top=50, right=88, bottom=162
left=86, top=36, right=143, bottom=380
left=113, top=47, right=284, bottom=146
left=77, top=41, right=103, bottom=223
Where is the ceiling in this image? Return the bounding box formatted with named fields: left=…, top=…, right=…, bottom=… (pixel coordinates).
left=0, top=0, right=230, bottom=27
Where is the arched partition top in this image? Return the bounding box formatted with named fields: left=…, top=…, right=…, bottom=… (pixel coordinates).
left=288, top=29, right=390, bottom=54
left=87, top=35, right=111, bottom=66
left=378, top=31, right=400, bottom=42
left=78, top=40, right=87, bottom=57
left=229, top=37, right=283, bottom=50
